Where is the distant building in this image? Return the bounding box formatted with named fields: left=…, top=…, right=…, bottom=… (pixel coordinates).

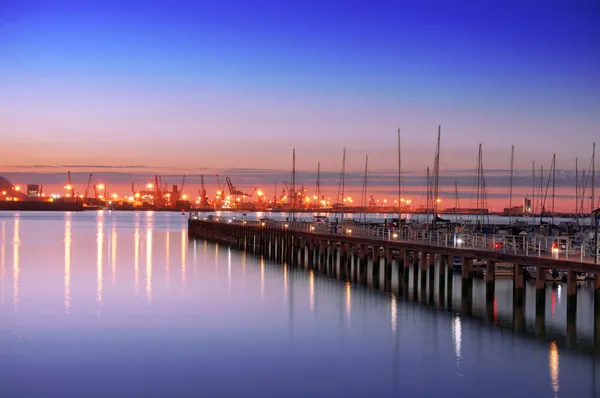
left=27, top=184, right=40, bottom=198
left=523, top=198, right=532, bottom=213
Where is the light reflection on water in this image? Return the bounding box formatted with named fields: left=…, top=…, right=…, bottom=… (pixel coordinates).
left=0, top=211, right=597, bottom=398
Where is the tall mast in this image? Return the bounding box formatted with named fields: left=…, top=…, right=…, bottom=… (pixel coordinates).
left=509, top=145, right=514, bottom=227
left=539, top=165, right=544, bottom=222
left=592, top=142, right=596, bottom=214
left=426, top=166, right=431, bottom=224
left=361, top=155, right=369, bottom=223
left=575, top=157, right=579, bottom=225
left=454, top=180, right=460, bottom=209
left=532, top=161, right=536, bottom=216
left=336, top=147, right=347, bottom=222
left=397, top=127, right=402, bottom=218
left=316, top=162, right=321, bottom=209
left=432, top=126, right=441, bottom=228
left=291, top=148, right=296, bottom=221
left=552, top=154, right=556, bottom=224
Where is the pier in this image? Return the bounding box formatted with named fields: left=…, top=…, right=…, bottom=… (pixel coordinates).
left=188, top=212, right=600, bottom=351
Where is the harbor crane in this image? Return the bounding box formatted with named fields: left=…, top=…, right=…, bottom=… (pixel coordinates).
left=226, top=177, right=252, bottom=204
left=83, top=174, right=93, bottom=201
left=199, top=175, right=208, bottom=206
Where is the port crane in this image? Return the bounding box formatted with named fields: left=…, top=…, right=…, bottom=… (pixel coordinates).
left=83, top=174, right=93, bottom=202
left=65, top=171, right=75, bottom=198
left=225, top=177, right=252, bottom=204
left=199, top=175, right=209, bottom=206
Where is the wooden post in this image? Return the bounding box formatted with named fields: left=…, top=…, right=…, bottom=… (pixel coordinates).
left=384, top=246, right=392, bottom=292
left=446, top=254, right=453, bottom=310
left=486, top=260, right=496, bottom=302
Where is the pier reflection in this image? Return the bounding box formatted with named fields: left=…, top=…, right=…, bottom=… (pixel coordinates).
left=260, top=256, right=265, bottom=303
left=345, top=282, right=351, bottom=325
left=452, top=314, right=462, bottom=370
left=64, top=215, right=71, bottom=314
left=549, top=341, right=560, bottom=397
left=309, top=270, right=315, bottom=316
left=13, top=216, right=19, bottom=313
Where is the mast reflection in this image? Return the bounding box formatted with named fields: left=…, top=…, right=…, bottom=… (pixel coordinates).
left=134, top=225, right=140, bottom=296
left=64, top=215, right=72, bottom=314
left=13, top=216, right=20, bottom=313
left=146, top=227, right=153, bottom=304
left=549, top=341, right=559, bottom=397
left=111, top=225, right=117, bottom=285
left=96, top=214, right=104, bottom=313
left=227, top=248, right=232, bottom=294
left=166, top=231, right=170, bottom=288
left=181, top=229, right=186, bottom=286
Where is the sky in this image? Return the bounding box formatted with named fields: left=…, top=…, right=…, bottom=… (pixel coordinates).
left=1, top=0, right=599, bottom=210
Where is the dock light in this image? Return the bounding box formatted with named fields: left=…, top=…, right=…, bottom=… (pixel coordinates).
left=97, top=184, right=104, bottom=190
left=112, top=193, right=118, bottom=199
left=182, top=194, right=189, bottom=200
left=14, top=186, right=21, bottom=191
left=1, top=191, right=6, bottom=195
left=310, top=226, right=315, bottom=231
left=284, top=224, right=289, bottom=228
left=135, top=193, right=141, bottom=198
left=257, top=190, right=263, bottom=196
left=261, top=222, right=265, bottom=226
left=128, top=196, right=134, bottom=201
left=147, top=183, right=153, bottom=189
left=80, top=194, right=84, bottom=199
left=347, top=229, right=352, bottom=234
left=456, top=238, right=463, bottom=244
left=393, top=233, right=398, bottom=239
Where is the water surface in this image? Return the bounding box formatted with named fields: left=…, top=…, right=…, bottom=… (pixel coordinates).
left=0, top=211, right=598, bottom=397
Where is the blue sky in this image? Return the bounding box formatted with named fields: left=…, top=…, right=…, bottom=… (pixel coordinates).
left=1, top=0, right=599, bottom=180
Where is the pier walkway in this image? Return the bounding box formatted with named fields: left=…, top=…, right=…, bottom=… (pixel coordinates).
left=188, top=212, right=600, bottom=350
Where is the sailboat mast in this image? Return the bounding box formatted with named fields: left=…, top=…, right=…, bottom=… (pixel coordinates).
left=426, top=166, right=431, bottom=224
left=362, top=155, right=369, bottom=223
left=397, top=127, right=402, bottom=218
left=291, top=148, right=296, bottom=221
left=509, top=145, right=514, bottom=227
left=454, top=180, right=459, bottom=209
left=575, top=157, right=579, bottom=225
left=552, top=154, right=556, bottom=224
left=592, top=142, right=596, bottom=214
left=532, top=161, right=536, bottom=216
left=432, top=126, right=441, bottom=228
left=316, top=162, right=321, bottom=208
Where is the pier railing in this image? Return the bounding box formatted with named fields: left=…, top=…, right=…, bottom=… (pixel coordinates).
left=189, top=212, right=597, bottom=263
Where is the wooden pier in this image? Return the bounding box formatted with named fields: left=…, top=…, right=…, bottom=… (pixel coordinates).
left=188, top=215, right=600, bottom=349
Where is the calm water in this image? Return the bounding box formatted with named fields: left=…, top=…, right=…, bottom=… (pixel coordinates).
left=0, top=211, right=598, bottom=397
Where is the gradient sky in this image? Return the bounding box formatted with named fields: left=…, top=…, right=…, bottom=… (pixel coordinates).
left=1, top=0, right=600, bottom=208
